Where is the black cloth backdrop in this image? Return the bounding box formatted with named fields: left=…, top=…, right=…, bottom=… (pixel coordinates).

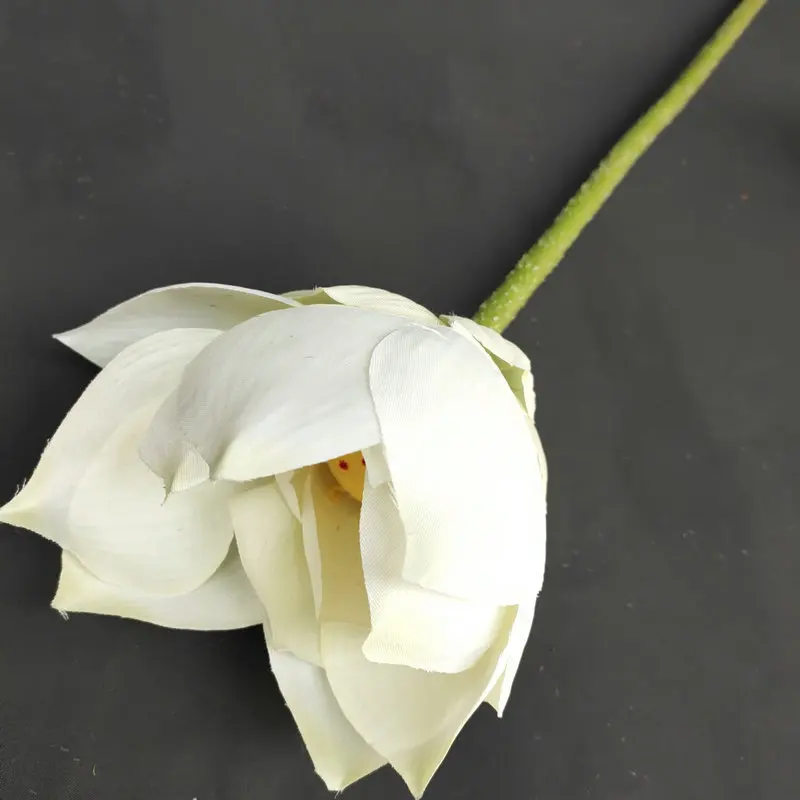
left=1, top=1, right=798, bottom=798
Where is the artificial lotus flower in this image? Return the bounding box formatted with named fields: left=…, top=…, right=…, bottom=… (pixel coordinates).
left=0, top=283, right=547, bottom=796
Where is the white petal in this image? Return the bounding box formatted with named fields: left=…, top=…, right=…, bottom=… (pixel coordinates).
left=485, top=411, right=547, bottom=712
left=446, top=316, right=537, bottom=418
left=229, top=481, right=320, bottom=664
left=445, top=316, right=530, bottom=371
left=360, top=482, right=505, bottom=673
left=268, top=645, right=385, bottom=790
left=286, top=285, right=439, bottom=325
left=300, top=474, right=324, bottom=616
left=55, top=283, right=298, bottom=367
left=275, top=470, right=301, bottom=520
left=486, top=597, right=538, bottom=716
left=138, top=389, right=211, bottom=494
left=323, top=613, right=514, bottom=798
left=0, top=329, right=235, bottom=595
left=303, top=468, right=370, bottom=627
left=484, top=674, right=503, bottom=712
left=362, top=444, right=391, bottom=488
left=530, top=423, right=549, bottom=496
left=521, top=371, right=536, bottom=420
left=69, top=406, right=236, bottom=594
left=368, top=326, right=546, bottom=605
left=52, top=546, right=263, bottom=630
left=140, top=305, right=409, bottom=485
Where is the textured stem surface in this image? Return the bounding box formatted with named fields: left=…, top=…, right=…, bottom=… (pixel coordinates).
left=474, top=0, right=766, bottom=333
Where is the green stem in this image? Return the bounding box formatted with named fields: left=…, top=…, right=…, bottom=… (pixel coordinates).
left=474, top=0, right=766, bottom=333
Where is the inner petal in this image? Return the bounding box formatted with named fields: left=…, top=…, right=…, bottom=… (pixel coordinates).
left=305, top=467, right=370, bottom=627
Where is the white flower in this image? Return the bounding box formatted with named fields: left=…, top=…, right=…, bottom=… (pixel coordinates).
left=0, top=283, right=547, bottom=796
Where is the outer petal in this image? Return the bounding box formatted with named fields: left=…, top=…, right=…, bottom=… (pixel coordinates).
left=360, top=482, right=505, bottom=673
left=229, top=481, right=320, bottom=664
left=529, top=423, right=549, bottom=497
left=488, top=409, right=548, bottom=714
left=445, top=316, right=536, bottom=418
left=445, top=316, right=531, bottom=371
left=322, top=612, right=515, bottom=798
left=52, top=546, right=263, bottom=630
left=268, top=645, right=385, bottom=790
left=136, top=391, right=212, bottom=494
left=368, top=326, right=546, bottom=606
left=140, top=305, right=410, bottom=486
left=55, top=283, right=298, bottom=367
left=0, top=329, right=235, bottom=596
left=285, top=285, right=439, bottom=326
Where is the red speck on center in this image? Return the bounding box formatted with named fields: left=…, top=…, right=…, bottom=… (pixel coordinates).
left=338, top=460, right=349, bottom=470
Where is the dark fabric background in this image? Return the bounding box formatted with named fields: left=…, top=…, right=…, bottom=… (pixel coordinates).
left=0, top=1, right=797, bottom=798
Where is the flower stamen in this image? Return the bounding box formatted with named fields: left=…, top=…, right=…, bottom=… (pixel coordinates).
left=326, top=451, right=366, bottom=503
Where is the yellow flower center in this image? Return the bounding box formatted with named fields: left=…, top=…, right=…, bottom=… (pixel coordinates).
left=326, top=451, right=366, bottom=503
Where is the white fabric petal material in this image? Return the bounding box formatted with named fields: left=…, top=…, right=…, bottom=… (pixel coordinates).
left=446, top=316, right=536, bottom=418
left=486, top=422, right=548, bottom=713
left=362, top=444, right=391, bottom=488
left=530, top=423, right=549, bottom=506
left=52, top=546, right=263, bottom=630
left=368, top=326, right=546, bottom=606
left=360, top=482, right=504, bottom=673
left=0, top=329, right=235, bottom=596
left=275, top=470, right=301, bottom=520
left=285, top=285, right=440, bottom=326
left=487, top=421, right=547, bottom=713
left=138, top=389, right=212, bottom=494
left=303, top=468, right=370, bottom=627
left=446, top=316, right=531, bottom=372
left=229, top=482, right=320, bottom=664
left=268, top=645, right=385, bottom=790
left=322, top=613, right=515, bottom=798
left=485, top=598, right=537, bottom=716
left=140, top=305, right=410, bottom=485
left=300, top=474, right=324, bottom=617
left=55, top=283, right=298, bottom=367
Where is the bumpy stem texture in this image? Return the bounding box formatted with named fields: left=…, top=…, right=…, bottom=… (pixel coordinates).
left=474, top=0, right=767, bottom=333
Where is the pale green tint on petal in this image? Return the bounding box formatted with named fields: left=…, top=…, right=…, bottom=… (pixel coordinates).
left=360, top=482, right=504, bottom=673
left=300, top=474, right=324, bottom=616
left=445, top=316, right=530, bottom=371
left=485, top=598, right=537, bottom=716
left=229, top=481, right=320, bottom=664
left=52, top=545, right=263, bottom=630
left=267, top=644, right=385, bottom=790
left=285, top=285, right=439, bottom=326
left=445, top=316, right=536, bottom=419
left=139, top=306, right=409, bottom=485
left=322, top=612, right=515, bottom=798
left=303, top=468, right=370, bottom=628
left=275, top=470, right=301, bottom=520
left=0, top=329, right=234, bottom=596
left=531, top=423, right=549, bottom=496
left=55, top=283, right=297, bottom=367
left=484, top=674, right=503, bottom=714
left=368, top=326, right=546, bottom=606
